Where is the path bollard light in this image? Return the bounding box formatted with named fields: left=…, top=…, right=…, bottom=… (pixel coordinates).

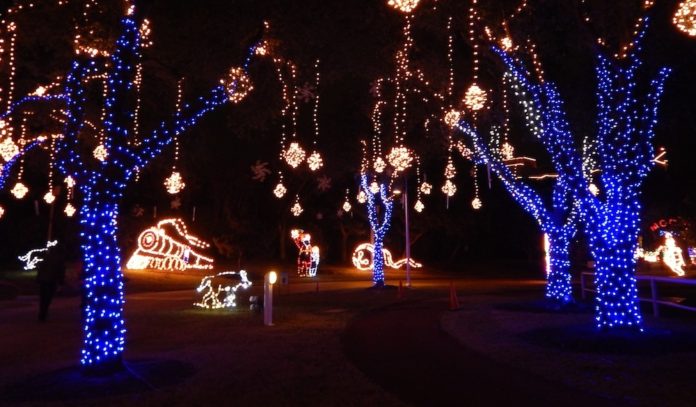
left=264, top=271, right=277, bottom=326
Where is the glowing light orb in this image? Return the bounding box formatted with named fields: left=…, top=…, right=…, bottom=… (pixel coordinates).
left=164, top=171, right=186, bottom=194
left=0, top=205, right=4, bottom=218
left=342, top=200, right=352, bottom=213
left=387, top=146, right=413, bottom=172
left=373, top=157, right=387, bottom=173
left=273, top=182, right=287, bottom=198
left=420, top=182, right=432, bottom=195
left=223, top=67, right=253, bottom=104
left=357, top=190, right=367, bottom=204
left=444, top=162, right=456, bottom=179
left=414, top=199, right=424, bottom=213
left=126, top=218, right=214, bottom=271
left=441, top=179, right=456, bottom=197
left=64, top=203, right=76, bottom=217
left=444, top=109, right=461, bottom=128
left=369, top=182, right=380, bottom=194
left=307, top=151, right=323, bottom=171
left=501, top=142, right=515, bottom=160
left=674, top=0, right=696, bottom=36
left=194, top=271, right=252, bottom=309
left=284, top=142, right=306, bottom=168
left=472, top=197, right=482, bottom=210
left=352, top=242, right=423, bottom=271
left=464, top=83, right=488, bottom=111
left=387, top=0, right=421, bottom=13
left=93, top=144, right=108, bottom=161
left=0, top=138, right=19, bottom=161
left=11, top=182, right=28, bottom=199
left=43, top=191, right=56, bottom=204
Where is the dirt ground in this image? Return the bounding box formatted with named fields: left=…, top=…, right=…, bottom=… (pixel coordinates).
left=1, top=267, right=696, bottom=406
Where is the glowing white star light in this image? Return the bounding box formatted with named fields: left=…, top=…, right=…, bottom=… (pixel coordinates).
left=444, top=109, right=461, bottom=128
left=472, top=197, right=482, bottom=210
left=420, top=182, right=432, bottom=195
left=373, top=157, right=387, bottom=173
left=414, top=200, right=424, bottom=213
left=307, top=151, right=323, bottom=171
left=43, top=191, right=56, bottom=204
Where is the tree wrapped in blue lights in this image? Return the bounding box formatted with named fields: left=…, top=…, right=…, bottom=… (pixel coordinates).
left=461, top=21, right=669, bottom=329
left=52, top=10, right=262, bottom=373
left=360, top=173, right=394, bottom=288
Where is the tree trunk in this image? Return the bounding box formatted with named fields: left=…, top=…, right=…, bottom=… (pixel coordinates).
left=545, top=234, right=573, bottom=305
left=591, top=236, right=643, bottom=329
left=372, top=237, right=385, bottom=287
left=78, top=197, right=126, bottom=374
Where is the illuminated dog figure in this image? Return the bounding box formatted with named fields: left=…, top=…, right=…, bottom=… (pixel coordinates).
left=126, top=218, right=214, bottom=271
left=194, top=270, right=252, bottom=309
left=352, top=242, right=422, bottom=271
left=291, top=229, right=320, bottom=277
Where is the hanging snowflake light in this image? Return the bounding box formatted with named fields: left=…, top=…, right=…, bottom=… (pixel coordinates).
left=387, top=146, right=413, bottom=172
left=387, top=0, right=421, bottom=13
left=43, top=191, right=56, bottom=204
left=164, top=171, right=186, bottom=194
left=65, top=203, right=76, bottom=217
left=0, top=137, right=19, bottom=161
left=273, top=181, right=287, bottom=198
left=414, top=199, right=424, bottom=213
left=463, top=83, right=488, bottom=111
left=369, top=181, right=380, bottom=194
left=291, top=197, right=303, bottom=217
left=674, top=0, right=696, bottom=36
left=11, top=182, right=28, bottom=199
left=93, top=144, right=108, bottom=161
left=472, top=197, right=482, bottom=210
left=420, top=181, right=432, bottom=195
left=444, top=162, right=456, bottom=179
left=444, top=109, right=461, bottom=128
left=441, top=179, right=457, bottom=197
left=373, top=157, right=387, bottom=173
left=307, top=151, right=323, bottom=171
left=223, top=67, right=253, bottom=104
left=500, top=142, right=515, bottom=160
left=357, top=190, right=367, bottom=204
left=284, top=142, right=306, bottom=168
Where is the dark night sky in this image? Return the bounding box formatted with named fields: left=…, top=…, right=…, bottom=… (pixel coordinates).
left=1, top=0, right=695, bottom=272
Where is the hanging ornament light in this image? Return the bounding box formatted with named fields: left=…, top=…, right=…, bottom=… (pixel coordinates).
left=11, top=182, right=28, bottom=199
left=291, top=195, right=303, bottom=217
left=464, top=84, right=487, bottom=111
left=500, top=142, right=515, bottom=160
left=674, top=0, right=696, bottom=36
left=93, top=144, right=108, bottom=161
left=357, top=190, right=367, bottom=204
left=387, top=0, right=421, bottom=13
left=223, top=67, right=253, bottom=103
left=387, top=146, right=413, bottom=172
left=164, top=171, right=186, bottom=194
left=420, top=182, right=432, bottom=195
left=284, top=142, right=306, bottom=168
left=472, top=197, right=482, bottom=210
left=441, top=179, right=457, bottom=197
left=64, top=176, right=76, bottom=189
left=273, top=182, right=287, bottom=198
left=342, top=189, right=352, bottom=212
left=0, top=205, right=4, bottom=219
left=500, top=36, right=514, bottom=51
left=64, top=203, right=76, bottom=217
left=444, top=109, right=461, bottom=128
left=307, top=151, right=323, bottom=171
left=414, top=199, right=424, bottom=213
left=43, top=191, right=56, bottom=204
left=369, top=181, right=380, bottom=194
left=373, top=157, right=387, bottom=173
left=444, top=162, right=456, bottom=179
left=0, top=137, right=19, bottom=162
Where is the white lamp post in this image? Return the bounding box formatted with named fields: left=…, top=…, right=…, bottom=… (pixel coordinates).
left=264, top=271, right=277, bottom=326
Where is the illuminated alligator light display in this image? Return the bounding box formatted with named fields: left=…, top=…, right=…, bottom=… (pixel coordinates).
left=126, top=218, right=214, bottom=271
left=352, top=242, right=422, bottom=271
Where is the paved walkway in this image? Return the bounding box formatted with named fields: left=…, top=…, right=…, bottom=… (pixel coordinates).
left=343, top=298, right=619, bottom=407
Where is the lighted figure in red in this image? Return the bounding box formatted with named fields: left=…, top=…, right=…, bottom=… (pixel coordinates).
left=291, top=229, right=319, bottom=277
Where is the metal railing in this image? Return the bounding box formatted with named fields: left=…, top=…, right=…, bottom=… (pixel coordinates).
left=580, top=271, right=696, bottom=317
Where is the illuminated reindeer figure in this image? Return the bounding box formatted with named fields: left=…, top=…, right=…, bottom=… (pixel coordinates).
left=194, top=270, right=252, bottom=309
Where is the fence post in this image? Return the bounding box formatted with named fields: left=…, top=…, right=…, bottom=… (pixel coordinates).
left=650, top=278, right=659, bottom=317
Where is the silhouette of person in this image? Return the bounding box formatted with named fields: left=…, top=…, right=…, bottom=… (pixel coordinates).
left=36, top=242, right=66, bottom=322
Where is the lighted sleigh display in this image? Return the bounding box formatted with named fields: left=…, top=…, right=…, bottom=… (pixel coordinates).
left=352, top=242, right=422, bottom=271
left=126, top=218, right=214, bottom=271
